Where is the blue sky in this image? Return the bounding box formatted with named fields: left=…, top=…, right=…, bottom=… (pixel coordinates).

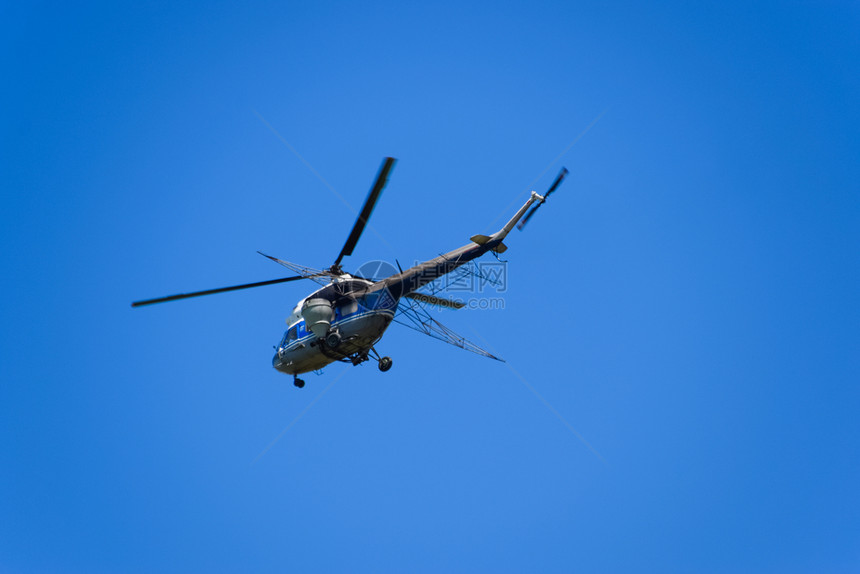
left=2, top=2, right=859, bottom=572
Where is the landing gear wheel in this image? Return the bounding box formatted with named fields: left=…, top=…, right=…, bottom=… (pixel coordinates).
left=325, top=330, right=342, bottom=349
left=378, top=357, right=393, bottom=372
left=293, top=377, right=305, bottom=389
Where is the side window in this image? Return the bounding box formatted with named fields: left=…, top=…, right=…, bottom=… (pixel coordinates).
left=287, top=325, right=298, bottom=341
left=339, top=300, right=358, bottom=316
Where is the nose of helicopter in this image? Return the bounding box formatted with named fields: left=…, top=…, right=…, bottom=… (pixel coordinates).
left=272, top=349, right=294, bottom=374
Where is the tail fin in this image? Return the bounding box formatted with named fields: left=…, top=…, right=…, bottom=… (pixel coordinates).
left=470, top=234, right=508, bottom=253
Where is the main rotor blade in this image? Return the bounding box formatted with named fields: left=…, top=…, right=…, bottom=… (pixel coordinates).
left=257, top=251, right=334, bottom=285
left=332, top=157, right=396, bottom=269
left=131, top=275, right=308, bottom=307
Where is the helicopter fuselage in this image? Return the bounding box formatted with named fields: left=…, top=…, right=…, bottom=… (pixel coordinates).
left=272, top=278, right=398, bottom=375
left=272, top=189, right=546, bottom=378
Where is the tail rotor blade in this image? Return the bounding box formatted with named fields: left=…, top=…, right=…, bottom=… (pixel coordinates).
left=332, top=157, right=397, bottom=270
left=544, top=167, right=569, bottom=199
left=517, top=204, right=541, bottom=230
left=517, top=166, right=569, bottom=231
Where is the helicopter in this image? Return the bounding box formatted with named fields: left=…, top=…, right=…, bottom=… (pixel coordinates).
left=132, top=158, right=569, bottom=388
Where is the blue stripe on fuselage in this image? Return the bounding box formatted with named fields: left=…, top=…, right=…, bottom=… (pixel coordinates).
left=280, top=307, right=395, bottom=352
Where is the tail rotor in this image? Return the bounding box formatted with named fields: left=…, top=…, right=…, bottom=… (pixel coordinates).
left=517, top=167, right=569, bottom=230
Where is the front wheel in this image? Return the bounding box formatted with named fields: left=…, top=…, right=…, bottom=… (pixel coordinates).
left=378, top=357, right=393, bottom=372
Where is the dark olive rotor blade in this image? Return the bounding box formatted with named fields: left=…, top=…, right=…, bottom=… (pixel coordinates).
left=332, top=157, right=396, bottom=269
left=131, top=275, right=308, bottom=307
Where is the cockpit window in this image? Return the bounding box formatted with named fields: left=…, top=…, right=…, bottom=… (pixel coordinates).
left=281, top=325, right=299, bottom=349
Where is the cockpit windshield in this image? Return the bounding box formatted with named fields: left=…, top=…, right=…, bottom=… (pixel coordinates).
left=280, top=325, right=299, bottom=349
